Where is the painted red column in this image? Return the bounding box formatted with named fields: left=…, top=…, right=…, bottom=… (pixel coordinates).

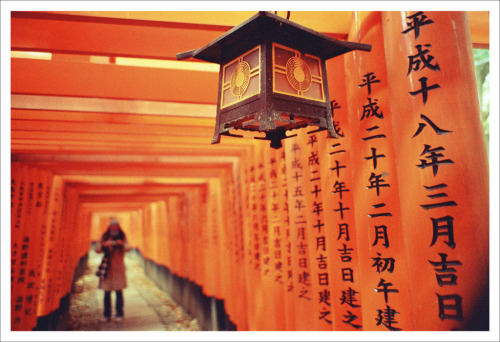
left=321, top=55, right=365, bottom=331
left=263, top=147, right=286, bottom=330
left=284, top=131, right=315, bottom=330
left=11, top=163, right=29, bottom=330
left=344, top=11, right=415, bottom=331
left=37, top=175, right=64, bottom=317
left=382, top=11, right=489, bottom=330
left=242, top=145, right=258, bottom=330
left=302, top=130, right=335, bottom=330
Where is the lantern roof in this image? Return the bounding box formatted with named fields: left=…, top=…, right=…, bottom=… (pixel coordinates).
left=177, top=11, right=371, bottom=64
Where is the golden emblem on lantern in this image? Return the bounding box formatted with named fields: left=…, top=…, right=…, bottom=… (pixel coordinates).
left=231, top=61, right=251, bottom=96
left=220, top=45, right=261, bottom=109
left=273, top=43, right=324, bottom=103
left=286, top=56, right=312, bottom=92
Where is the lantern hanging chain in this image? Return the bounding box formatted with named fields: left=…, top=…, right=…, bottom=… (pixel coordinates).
left=274, top=11, right=291, bottom=20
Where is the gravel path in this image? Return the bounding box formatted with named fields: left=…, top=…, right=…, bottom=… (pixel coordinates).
left=60, top=248, right=200, bottom=331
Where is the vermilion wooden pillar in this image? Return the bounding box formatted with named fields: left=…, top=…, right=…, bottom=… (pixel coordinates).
left=242, top=146, right=257, bottom=330
left=26, top=169, right=51, bottom=331
left=252, top=141, right=274, bottom=330
left=11, top=164, right=29, bottom=330
left=303, top=129, right=337, bottom=331
left=344, top=11, right=416, bottom=331
left=284, top=131, right=315, bottom=330
left=36, top=175, right=64, bottom=318
left=262, top=146, right=286, bottom=330
left=321, top=55, right=364, bottom=331
left=382, top=11, right=489, bottom=330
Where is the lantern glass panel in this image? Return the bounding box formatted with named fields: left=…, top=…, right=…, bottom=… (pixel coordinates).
left=220, top=45, right=261, bottom=109
left=243, top=47, right=260, bottom=69
left=274, top=72, right=297, bottom=94
left=246, top=73, right=260, bottom=98
left=304, top=80, right=323, bottom=100
left=303, top=55, right=321, bottom=77
left=223, top=60, right=237, bottom=83
left=274, top=45, right=295, bottom=66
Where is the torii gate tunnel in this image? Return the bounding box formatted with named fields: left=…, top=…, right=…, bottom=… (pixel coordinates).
left=7, top=7, right=495, bottom=336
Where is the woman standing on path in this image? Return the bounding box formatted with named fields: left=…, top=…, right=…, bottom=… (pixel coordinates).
left=96, top=218, right=131, bottom=322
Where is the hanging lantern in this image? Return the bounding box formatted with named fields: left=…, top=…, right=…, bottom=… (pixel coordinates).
left=177, top=11, right=371, bottom=148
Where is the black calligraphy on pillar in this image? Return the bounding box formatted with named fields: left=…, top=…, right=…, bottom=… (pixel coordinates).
left=290, top=140, right=311, bottom=301
left=357, top=70, right=399, bottom=330
left=338, top=223, right=350, bottom=242
left=313, top=219, right=325, bottom=234
left=402, top=11, right=434, bottom=40
left=340, top=287, right=361, bottom=308
left=330, top=158, right=346, bottom=178
left=409, top=77, right=440, bottom=105
left=365, top=147, right=386, bottom=170
left=318, top=273, right=329, bottom=286
left=363, top=125, right=387, bottom=141
left=272, top=151, right=287, bottom=285
left=316, top=254, right=327, bottom=269
left=368, top=203, right=393, bottom=218
left=316, top=237, right=326, bottom=252
left=428, top=253, right=462, bottom=286
left=328, top=96, right=362, bottom=329
left=334, top=201, right=350, bottom=220
left=372, top=252, right=396, bottom=274
left=319, top=289, right=331, bottom=307
left=376, top=305, right=402, bottom=331
left=417, top=144, right=454, bottom=176
left=359, top=72, right=381, bottom=95
left=361, top=97, right=384, bottom=120
left=408, top=44, right=440, bottom=75
left=307, top=134, right=318, bottom=148
left=308, top=134, right=332, bottom=325
left=375, top=278, right=400, bottom=303
left=332, top=180, right=350, bottom=200
left=421, top=183, right=457, bottom=210
left=430, top=216, right=456, bottom=249
left=342, top=268, right=354, bottom=282
left=437, top=294, right=463, bottom=321
left=330, top=100, right=345, bottom=137
left=319, top=309, right=333, bottom=325
left=367, top=172, right=391, bottom=196
left=343, top=311, right=362, bottom=329
left=412, top=114, right=452, bottom=138
left=312, top=201, right=323, bottom=217
left=402, top=11, right=464, bottom=326
left=14, top=180, right=25, bottom=230
left=372, top=225, right=390, bottom=248
left=338, top=244, right=353, bottom=263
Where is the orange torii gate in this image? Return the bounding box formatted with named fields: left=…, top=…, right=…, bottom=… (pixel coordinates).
left=9, top=9, right=491, bottom=333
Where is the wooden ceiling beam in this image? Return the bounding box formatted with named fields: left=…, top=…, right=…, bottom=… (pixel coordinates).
left=68, top=183, right=207, bottom=196
left=10, top=139, right=256, bottom=155
left=11, top=58, right=219, bottom=103
left=11, top=143, right=252, bottom=162
left=80, top=202, right=155, bottom=209
left=11, top=119, right=214, bottom=138
left=11, top=131, right=217, bottom=145
left=11, top=100, right=217, bottom=121
left=11, top=12, right=228, bottom=60
left=20, top=161, right=235, bottom=178
left=79, top=193, right=192, bottom=203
